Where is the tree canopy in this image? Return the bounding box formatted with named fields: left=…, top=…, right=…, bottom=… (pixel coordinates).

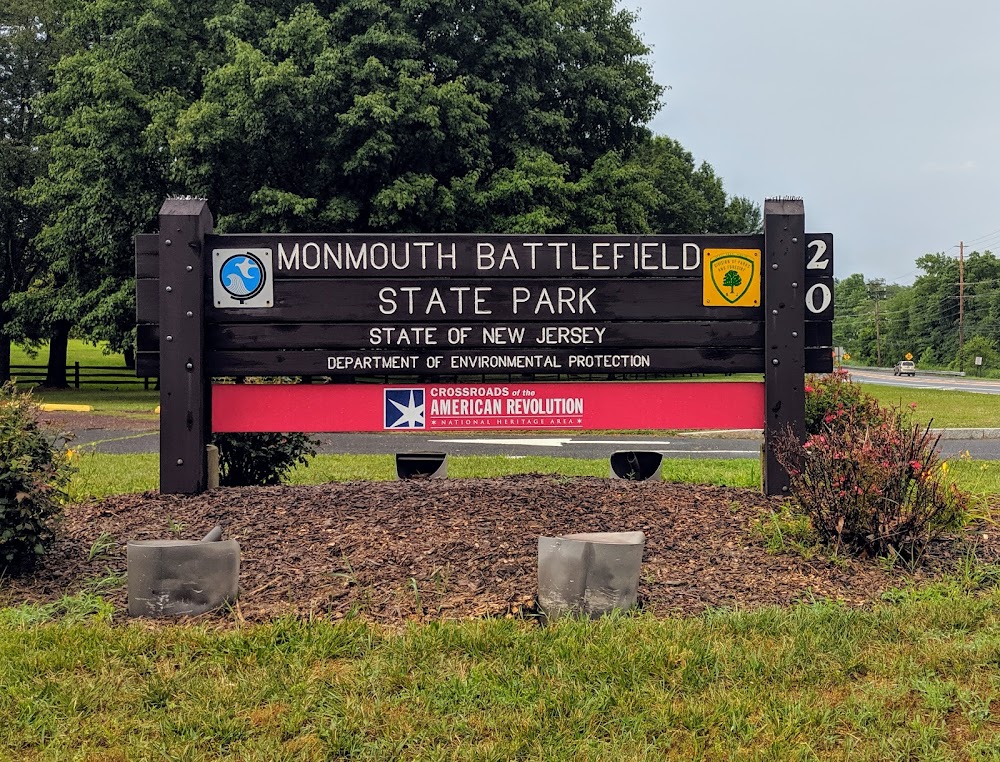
left=834, top=249, right=1000, bottom=373
left=1, top=0, right=761, bottom=382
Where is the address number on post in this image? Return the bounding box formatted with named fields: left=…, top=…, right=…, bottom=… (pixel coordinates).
left=805, top=238, right=832, bottom=315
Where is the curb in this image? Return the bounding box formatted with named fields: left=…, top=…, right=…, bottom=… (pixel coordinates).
left=39, top=403, right=93, bottom=412
left=679, top=428, right=1000, bottom=441
left=932, top=428, right=1000, bottom=440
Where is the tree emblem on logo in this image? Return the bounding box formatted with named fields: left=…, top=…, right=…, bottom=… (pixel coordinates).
left=722, top=270, right=742, bottom=294
left=708, top=253, right=756, bottom=305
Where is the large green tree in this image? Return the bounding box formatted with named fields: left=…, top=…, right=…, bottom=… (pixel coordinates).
left=18, top=0, right=760, bottom=374
left=833, top=249, right=1000, bottom=371
left=13, top=0, right=228, bottom=382
left=0, top=0, right=74, bottom=383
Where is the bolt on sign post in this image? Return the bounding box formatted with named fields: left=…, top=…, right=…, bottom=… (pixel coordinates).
left=136, top=197, right=833, bottom=495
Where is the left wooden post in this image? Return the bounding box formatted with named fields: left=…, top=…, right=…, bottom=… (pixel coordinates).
left=158, top=198, right=213, bottom=494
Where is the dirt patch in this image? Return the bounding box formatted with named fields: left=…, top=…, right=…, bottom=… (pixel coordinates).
left=3, top=475, right=997, bottom=623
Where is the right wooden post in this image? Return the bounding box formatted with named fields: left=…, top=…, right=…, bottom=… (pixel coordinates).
left=763, top=198, right=807, bottom=496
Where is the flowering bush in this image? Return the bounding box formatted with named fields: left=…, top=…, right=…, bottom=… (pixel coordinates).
left=803, top=369, right=881, bottom=435
left=0, top=383, right=75, bottom=573
left=775, top=399, right=967, bottom=562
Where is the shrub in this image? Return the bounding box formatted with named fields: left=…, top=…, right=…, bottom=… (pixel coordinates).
left=213, top=432, right=317, bottom=486
left=775, top=401, right=967, bottom=563
left=0, top=382, right=75, bottom=574
left=804, top=369, right=881, bottom=435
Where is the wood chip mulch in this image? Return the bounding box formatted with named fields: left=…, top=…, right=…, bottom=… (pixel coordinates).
left=4, top=475, right=998, bottom=624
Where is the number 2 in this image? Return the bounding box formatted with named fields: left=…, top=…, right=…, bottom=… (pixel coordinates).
left=807, top=240, right=829, bottom=270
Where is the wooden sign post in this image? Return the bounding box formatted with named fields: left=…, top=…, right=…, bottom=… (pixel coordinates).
left=136, top=197, right=834, bottom=495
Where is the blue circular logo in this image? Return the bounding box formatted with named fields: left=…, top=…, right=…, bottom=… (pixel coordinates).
left=220, top=253, right=265, bottom=301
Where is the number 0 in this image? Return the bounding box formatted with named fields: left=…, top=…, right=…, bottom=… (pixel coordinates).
left=806, top=283, right=832, bottom=314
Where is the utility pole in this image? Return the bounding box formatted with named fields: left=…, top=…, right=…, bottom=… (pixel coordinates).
left=868, top=280, right=886, bottom=367
left=874, top=296, right=882, bottom=366
left=958, top=241, right=965, bottom=371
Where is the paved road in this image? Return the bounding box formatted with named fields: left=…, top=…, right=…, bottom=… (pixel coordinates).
left=72, top=428, right=1000, bottom=461
left=65, top=367, right=1000, bottom=459
left=848, top=368, right=1000, bottom=395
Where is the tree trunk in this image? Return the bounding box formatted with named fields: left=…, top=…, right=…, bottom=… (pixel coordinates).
left=45, top=321, right=71, bottom=388
left=0, top=332, right=10, bottom=385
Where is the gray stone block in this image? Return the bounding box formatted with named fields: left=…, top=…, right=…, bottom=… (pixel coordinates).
left=127, top=539, right=240, bottom=617
left=538, top=531, right=645, bottom=621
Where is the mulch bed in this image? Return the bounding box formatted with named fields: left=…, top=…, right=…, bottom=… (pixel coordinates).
left=4, top=475, right=998, bottom=624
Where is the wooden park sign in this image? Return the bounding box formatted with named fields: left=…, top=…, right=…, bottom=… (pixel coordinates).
left=135, top=197, right=833, bottom=496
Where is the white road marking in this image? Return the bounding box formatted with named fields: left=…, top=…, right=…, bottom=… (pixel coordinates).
left=430, top=438, right=575, bottom=447
left=429, top=438, right=756, bottom=455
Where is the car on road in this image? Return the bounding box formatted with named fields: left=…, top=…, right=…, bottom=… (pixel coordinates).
left=893, top=360, right=916, bottom=376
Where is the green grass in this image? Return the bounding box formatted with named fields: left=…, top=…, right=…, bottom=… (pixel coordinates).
left=10, top=339, right=123, bottom=368
left=68, top=453, right=160, bottom=501
left=11, top=340, right=158, bottom=410
left=4, top=593, right=1000, bottom=759
left=34, top=388, right=160, bottom=414
left=860, top=383, right=1000, bottom=429
left=67, top=453, right=760, bottom=501
left=69, top=452, right=1000, bottom=502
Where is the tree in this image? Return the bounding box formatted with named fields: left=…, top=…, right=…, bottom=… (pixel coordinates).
left=954, top=335, right=1000, bottom=374
left=722, top=270, right=741, bottom=293
left=0, top=0, right=74, bottom=383
left=22, top=0, right=759, bottom=369
left=632, top=137, right=760, bottom=234
left=169, top=0, right=671, bottom=236
left=17, top=0, right=223, bottom=383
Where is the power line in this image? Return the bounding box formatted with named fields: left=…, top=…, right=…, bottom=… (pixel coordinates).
left=965, top=226, right=1000, bottom=245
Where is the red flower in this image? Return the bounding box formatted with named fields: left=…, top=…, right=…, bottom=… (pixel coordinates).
left=804, top=385, right=815, bottom=393
left=909, top=460, right=922, bottom=472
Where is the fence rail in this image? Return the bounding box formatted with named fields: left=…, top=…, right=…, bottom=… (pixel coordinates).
left=9, top=363, right=156, bottom=389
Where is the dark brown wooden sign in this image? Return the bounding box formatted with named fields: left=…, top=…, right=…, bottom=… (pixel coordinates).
left=135, top=199, right=834, bottom=496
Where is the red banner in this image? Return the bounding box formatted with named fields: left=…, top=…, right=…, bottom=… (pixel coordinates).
left=213, top=381, right=764, bottom=432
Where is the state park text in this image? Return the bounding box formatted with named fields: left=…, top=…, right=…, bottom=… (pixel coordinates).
left=137, top=196, right=827, bottom=495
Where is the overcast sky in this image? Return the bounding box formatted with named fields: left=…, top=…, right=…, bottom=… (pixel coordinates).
left=619, top=0, right=1000, bottom=284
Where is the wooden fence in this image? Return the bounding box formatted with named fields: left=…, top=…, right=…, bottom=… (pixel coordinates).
left=9, top=363, right=156, bottom=389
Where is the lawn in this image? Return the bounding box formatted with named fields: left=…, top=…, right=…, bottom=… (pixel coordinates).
left=11, top=340, right=157, bottom=409
left=67, top=453, right=762, bottom=501
left=9, top=371, right=1000, bottom=759
left=3, top=590, right=1000, bottom=759
left=67, top=451, right=1000, bottom=503
left=862, top=384, right=1000, bottom=429
left=10, top=339, right=123, bottom=368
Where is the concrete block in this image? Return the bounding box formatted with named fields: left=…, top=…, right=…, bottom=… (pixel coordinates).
left=538, top=531, right=645, bottom=620
left=128, top=539, right=239, bottom=617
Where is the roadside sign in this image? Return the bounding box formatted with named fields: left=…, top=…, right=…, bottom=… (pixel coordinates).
left=905, top=352, right=913, bottom=360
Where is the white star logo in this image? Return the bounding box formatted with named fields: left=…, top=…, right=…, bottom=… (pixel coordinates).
left=387, top=391, right=425, bottom=428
